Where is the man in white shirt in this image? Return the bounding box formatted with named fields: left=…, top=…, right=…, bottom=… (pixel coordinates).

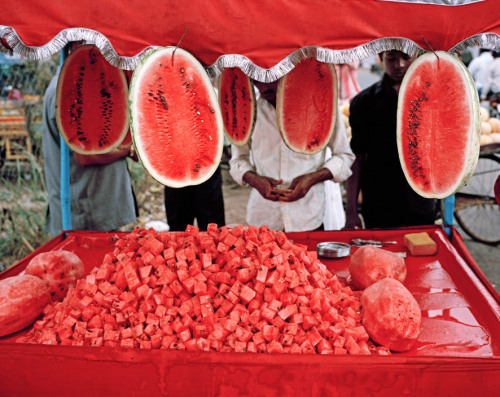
left=468, top=48, right=493, bottom=98
left=229, top=80, right=354, bottom=232
left=481, top=51, right=500, bottom=101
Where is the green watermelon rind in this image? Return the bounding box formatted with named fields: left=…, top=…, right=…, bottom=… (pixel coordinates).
left=55, top=45, right=130, bottom=155
left=276, top=60, right=338, bottom=155
left=218, top=68, right=257, bottom=147
left=128, top=47, right=224, bottom=188
left=396, top=50, right=481, bottom=199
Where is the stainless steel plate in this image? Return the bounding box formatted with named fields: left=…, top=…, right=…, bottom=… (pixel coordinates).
left=316, top=242, right=351, bottom=258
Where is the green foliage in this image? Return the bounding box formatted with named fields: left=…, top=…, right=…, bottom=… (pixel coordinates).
left=0, top=154, right=50, bottom=272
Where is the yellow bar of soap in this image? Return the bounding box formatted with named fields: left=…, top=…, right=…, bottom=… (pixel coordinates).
left=404, top=232, right=438, bottom=256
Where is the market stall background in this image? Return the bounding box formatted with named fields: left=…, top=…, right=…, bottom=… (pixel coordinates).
left=1, top=0, right=500, bottom=395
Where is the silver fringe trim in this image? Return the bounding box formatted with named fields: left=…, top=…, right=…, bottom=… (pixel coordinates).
left=450, top=33, right=500, bottom=55
left=378, top=0, right=484, bottom=5
left=207, top=39, right=429, bottom=82
left=1, top=26, right=499, bottom=80
left=0, top=26, right=158, bottom=70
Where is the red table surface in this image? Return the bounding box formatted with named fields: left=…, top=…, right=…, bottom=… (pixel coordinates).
left=1, top=225, right=499, bottom=396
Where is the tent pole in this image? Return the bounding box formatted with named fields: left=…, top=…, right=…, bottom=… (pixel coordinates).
left=59, top=45, right=72, bottom=232
left=443, top=195, right=455, bottom=238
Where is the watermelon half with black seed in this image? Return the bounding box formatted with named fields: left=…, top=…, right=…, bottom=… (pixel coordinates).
left=55, top=45, right=130, bottom=155
left=129, top=47, right=224, bottom=188
left=218, top=67, right=256, bottom=146
left=397, top=51, right=481, bottom=199
left=276, top=58, right=338, bottom=155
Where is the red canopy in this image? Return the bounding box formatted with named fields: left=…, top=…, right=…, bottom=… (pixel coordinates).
left=1, top=0, right=500, bottom=80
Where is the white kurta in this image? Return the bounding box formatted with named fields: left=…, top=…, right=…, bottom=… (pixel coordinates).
left=229, top=97, right=354, bottom=232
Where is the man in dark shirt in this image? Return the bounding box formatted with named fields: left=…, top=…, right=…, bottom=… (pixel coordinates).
left=345, top=50, right=437, bottom=229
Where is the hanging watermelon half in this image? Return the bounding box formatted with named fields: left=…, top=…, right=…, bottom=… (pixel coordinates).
left=397, top=51, right=481, bottom=199
left=129, top=47, right=223, bottom=188
left=218, top=67, right=256, bottom=146
left=276, top=58, right=338, bottom=155
left=55, top=45, right=129, bottom=154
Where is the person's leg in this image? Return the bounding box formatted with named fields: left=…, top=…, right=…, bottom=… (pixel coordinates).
left=194, top=167, right=226, bottom=230
left=164, top=186, right=195, bottom=231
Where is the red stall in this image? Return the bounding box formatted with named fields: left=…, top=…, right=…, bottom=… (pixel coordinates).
left=1, top=1, right=500, bottom=395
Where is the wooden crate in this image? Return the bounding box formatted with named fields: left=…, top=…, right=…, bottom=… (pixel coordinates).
left=0, top=106, right=31, bottom=160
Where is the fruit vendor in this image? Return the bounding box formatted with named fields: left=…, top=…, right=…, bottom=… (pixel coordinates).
left=345, top=50, right=437, bottom=229
left=229, top=80, right=354, bottom=232
left=42, top=71, right=139, bottom=235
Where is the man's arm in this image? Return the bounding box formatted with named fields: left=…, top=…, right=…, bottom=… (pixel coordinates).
left=73, top=145, right=136, bottom=166
left=344, top=154, right=365, bottom=229
left=242, top=170, right=283, bottom=201
left=277, top=167, right=333, bottom=202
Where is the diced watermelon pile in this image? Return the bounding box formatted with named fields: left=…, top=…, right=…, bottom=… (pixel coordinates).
left=18, top=224, right=391, bottom=355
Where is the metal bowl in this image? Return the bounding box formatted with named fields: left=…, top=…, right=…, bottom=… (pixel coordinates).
left=316, top=242, right=351, bottom=258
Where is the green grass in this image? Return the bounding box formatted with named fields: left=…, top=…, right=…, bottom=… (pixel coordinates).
left=0, top=151, right=51, bottom=272
left=0, top=153, right=156, bottom=272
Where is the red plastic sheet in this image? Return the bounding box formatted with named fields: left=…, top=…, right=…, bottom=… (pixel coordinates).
left=1, top=0, right=499, bottom=69
left=0, top=225, right=499, bottom=395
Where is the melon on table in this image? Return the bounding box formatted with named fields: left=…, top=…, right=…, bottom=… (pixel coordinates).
left=481, top=121, right=492, bottom=135
left=25, top=250, right=85, bottom=301
left=0, top=274, right=51, bottom=337
left=129, top=47, right=224, bottom=188
left=488, top=117, right=500, bottom=133
left=397, top=50, right=481, bottom=199
left=277, top=58, right=338, bottom=155
left=480, top=106, right=489, bottom=122
left=361, top=278, right=421, bottom=352
left=218, top=67, right=256, bottom=146
left=349, top=245, right=406, bottom=290
left=55, top=44, right=130, bottom=154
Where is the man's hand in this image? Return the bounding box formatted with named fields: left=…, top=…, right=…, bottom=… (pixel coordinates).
left=278, top=168, right=334, bottom=203
left=243, top=171, right=284, bottom=201
left=276, top=174, right=314, bottom=202
left=343, top=213, right=363, bottom=229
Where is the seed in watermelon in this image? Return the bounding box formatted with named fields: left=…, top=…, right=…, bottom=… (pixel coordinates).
left=55, top=44, right=130, bottom=155
left=361, top=278, right=421, bottom=352
left=277, top=58, right=338, bottom=155
left=218, top=68, right=256, bottom=146
left=348, top=245, right=406, bottom=290
left=25, top=250, right=85, bottom=301
left=397, top=50, right=481, bottom=199
left=129, top=47, right=224, bottom=188
left=0, top=274, right=51, bottom=337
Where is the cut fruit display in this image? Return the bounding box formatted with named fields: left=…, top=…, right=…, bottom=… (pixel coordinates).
left=397, top=50, right=481, bottom=199
left=129, top=47, right=223, bottom=188
left=277, top=58, right=338, bottom=155
left=55, top=45, right=130, bottom=155
left=218, top=67, right=256, bottom=146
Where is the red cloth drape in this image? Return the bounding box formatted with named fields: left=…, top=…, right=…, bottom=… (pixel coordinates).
left=1, top=0, right=499, bottom=68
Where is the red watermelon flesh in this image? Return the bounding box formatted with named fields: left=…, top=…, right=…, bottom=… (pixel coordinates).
left=349, top=245, right=407, bottom=290
left=118, top=129, right=132, bottom=149
left=397, top=51, right=480, bottom=199
left=0, top=275, right=51, bottom=337
left=129, top=47, right=223, bottom=188
left=25, top=250, right=85, bottom=301
left=277, top=58, right=338, bottom=155
left=218, top=67, right=256, bottom=146
left=56, top=45, right=129, bottom=155
left=361, top=278, right=421, bottom=352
